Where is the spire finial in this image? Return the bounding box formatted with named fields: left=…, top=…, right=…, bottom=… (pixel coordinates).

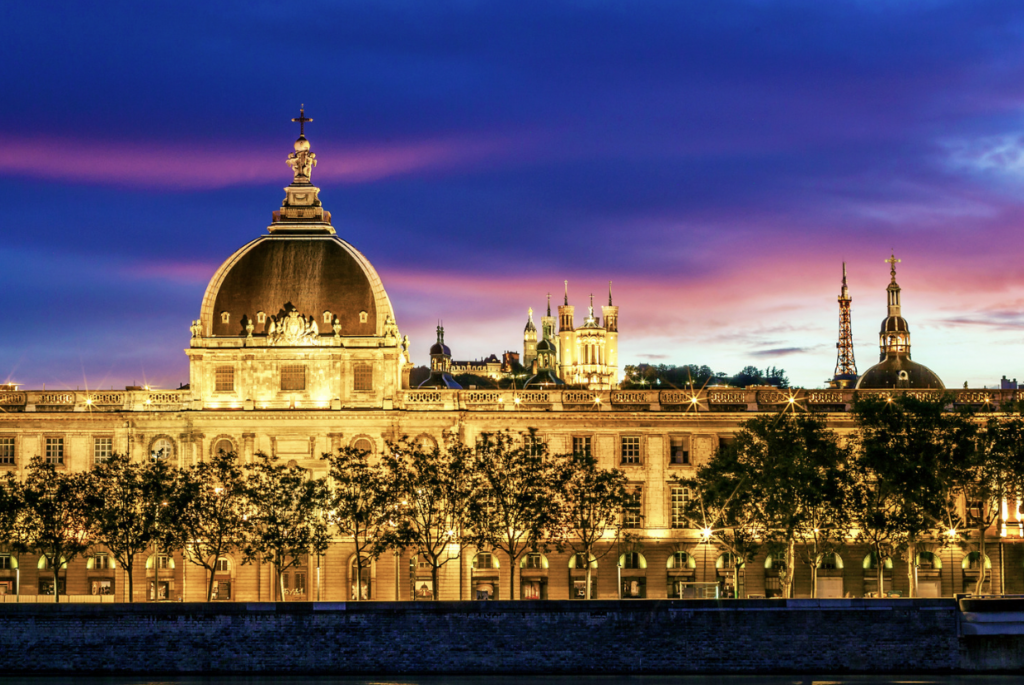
left=546, top=293, right=551, bottom=316
left=842, top=262, right=847, bottom=286
left=564, top=280, right=568, bottom=306
left=528, top=307, right=533, bottom=320
left=885, top=252, right=901, bottom=282
left=292, top=105, right=313, bottom=137
left=608, top=280, right=613, bottom=306
left=589, top=293, right=594, bottom=315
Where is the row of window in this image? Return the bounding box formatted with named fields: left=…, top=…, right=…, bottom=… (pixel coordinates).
left=0, top=436, right=169, bottom=466
left=213, top=364, right=374, bottom=393
left=573, top=435, right=693, bottom=465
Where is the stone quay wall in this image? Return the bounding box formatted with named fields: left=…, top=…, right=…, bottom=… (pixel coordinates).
left=0, top=598, right=984, bottom=675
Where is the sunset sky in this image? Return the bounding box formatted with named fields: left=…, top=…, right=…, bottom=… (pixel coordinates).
left=4, top=1, right=1024, bottom=390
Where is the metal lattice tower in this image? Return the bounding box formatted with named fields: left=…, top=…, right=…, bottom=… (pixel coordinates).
left=833, top=262, right=857, bottom=380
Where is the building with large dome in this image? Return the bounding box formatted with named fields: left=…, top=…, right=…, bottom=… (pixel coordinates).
left=0, top=116, right=1019, bottom=604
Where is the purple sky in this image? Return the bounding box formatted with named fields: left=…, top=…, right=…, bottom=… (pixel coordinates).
left=4, top=1, right=1024, bottom=390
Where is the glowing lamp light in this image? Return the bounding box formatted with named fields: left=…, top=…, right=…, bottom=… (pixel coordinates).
left=594, top=396, right=601, bottom=404
left=946, top=529, right=957, bottom=539
left=513, top=397, right=521, bottom=405
left=787, top=396, right=795, bottom=404
left=85, top=398, right=93, bottom=405
left=701, top=528, right=713, bottom=540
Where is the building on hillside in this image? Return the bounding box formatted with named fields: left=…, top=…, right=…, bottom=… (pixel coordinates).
left=449, top=355, right=502, bottom=380
left=0, top=116, right=1019, bottom=603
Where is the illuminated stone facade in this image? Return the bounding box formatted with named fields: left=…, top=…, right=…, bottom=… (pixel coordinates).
left=0, top=125, right=1019, bottom=603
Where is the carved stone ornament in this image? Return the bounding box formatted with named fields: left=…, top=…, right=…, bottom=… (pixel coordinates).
left=287, top=149, right=316, bottom=182
left=267, top=307, right=321, bottom=346
left=190, top=320, right=202, bottom=339
left=383, top=313, right=399, bottom=345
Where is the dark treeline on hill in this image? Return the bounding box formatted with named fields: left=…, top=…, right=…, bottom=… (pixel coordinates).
left=621, top=364, right=790, bottom=389
left=3, top=395, right=1023, bottom=603
left=411, top=363, right=790, bottom=390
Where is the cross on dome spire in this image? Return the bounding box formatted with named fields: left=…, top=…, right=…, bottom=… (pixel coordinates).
left=886, top=252, right=901, bottom=282
left=292, top=105, right=313, bottom=137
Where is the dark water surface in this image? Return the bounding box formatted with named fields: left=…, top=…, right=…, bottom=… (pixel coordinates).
left=0, top=677, right=1018, bottom=685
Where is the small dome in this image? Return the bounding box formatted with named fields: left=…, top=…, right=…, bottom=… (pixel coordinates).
left=294, top=135, right=310, bottom=152
left=882, top=316, right=909, bottom=333
left=536, top=338, right=556, bottom=353
left=856, top=357, right=944, bottom=390
left=524, top=369, right=564, bottom=388
left=429, top=341, right=452, bottom=356
left=418, top=374, right=462, bottom=390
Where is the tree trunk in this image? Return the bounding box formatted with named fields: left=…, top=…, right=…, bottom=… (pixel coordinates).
left=783, top=540, right=795, bottom=599
left=206, top=556, right=217, bottom=602
left=53, top=564, right=60, bottom=604
left=509, top=553, right=516, bottom=601
left=876, top=549, right=885, bottom=597
left=278, top=562, right=286, bottom=602
left=905, top=545, right=916, bottom=598
left=975, top=528, right=987, bottom=596
left=355, top=560, right=362, bottom=601
left=810, top=562, right=818, bottom=599
left=431, top=562, right=439, bottom=602
left=126, top=560, right=134, bottom=603
left=585, top=547, right=593, bottom=600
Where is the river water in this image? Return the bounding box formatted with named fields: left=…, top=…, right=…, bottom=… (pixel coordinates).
left=0, top=677, right=1018, bottom=684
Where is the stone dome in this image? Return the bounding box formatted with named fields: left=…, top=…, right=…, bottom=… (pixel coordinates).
left=199, top=234, right=394, bottom=339
left=855, top=356, right=944, bottom=390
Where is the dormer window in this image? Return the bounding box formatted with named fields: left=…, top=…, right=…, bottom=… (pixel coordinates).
left=323, top=311, right=333, bottom=324
left=256, top=311, right=266, bottom=324
left=220, top=311, right=230, bottom=324
left=359, top=311, right=368, bottom=324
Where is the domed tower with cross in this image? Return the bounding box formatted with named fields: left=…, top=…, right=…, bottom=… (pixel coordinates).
left=855, top=254, right=944, bottom=390
left=186, top=108, right=410, bottom=410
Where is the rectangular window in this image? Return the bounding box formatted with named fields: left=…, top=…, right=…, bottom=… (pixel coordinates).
left=215, top=366, right=235, bottom=392
left=524, top=553, right=543, bottom=569
left=525, top=434, right=543, bottom=456
left=94, top=554, right=110, bottom=569
left=45, top=437, right=64, bottom=465
left=157, top=555, right=170, bottom=570
left=0, top=555, right=10, bottom=570
left=620, top=436, right=641, bottom=464
left=353, top=363, right=373, bottom=392
left=671, top=486, right=690, bottom=529
left=293, top=571, right=307, bottom=594
left=475, top=552, right=493, bottom=569
left=624, top=487, right=643, bottom=528
left=216, top=558, right=229, bottom=572
left=216, top=581, right=231, bottom=600
left=572, top=436, right=592, bottom=458
left=280, top=365, right=306, bottom=391
left=0, top=437, right=14, bottom=465
left=93, top=437, right=113, bottom=464
left=670, top=436, right=690, bottom=465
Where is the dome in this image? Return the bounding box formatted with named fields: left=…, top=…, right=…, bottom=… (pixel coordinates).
left=199, top=234, right=394, bottom=338
left=536, top=338, right=556, bottom=353
left=418, top=374, right=462, bottom=390
left=882, top=316, right=909, bottom=333
left=294, top=135, right=310, bottom=152
left=524, top=369, right=564, bottom=388
left=855, top=356, right=944, bottom=390
left=429, top=341, right=452, bottom=356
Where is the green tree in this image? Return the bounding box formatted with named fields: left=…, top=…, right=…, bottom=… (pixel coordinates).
left=14, top=458, right=95, bottom=602
left=161, top=451, right=249, bottom=601
left=92, top=453, right=172, bottom=602
left=675, top=440, right=763, bottom=597
left=549, top=449, right=630, bottom=599
left=853, top=394, right=975, bottom=597
left=322, top=444, right=398, bottom=600
left=955, top=415, right=1024, bottom=594
left=382, top=436, right=476, bottom=601
left=467, top=430, right=558, bottom=600
left=694, top=414, right=852, bottom=598
left=242, top=453, right=331, bottom=601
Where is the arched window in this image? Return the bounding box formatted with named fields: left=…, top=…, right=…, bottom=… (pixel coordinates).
left=350, top=555, right=372, bottom=600
left=962, top=552, right=992, bottom=571
left=862, top=552, right=894, bottom=570
left=569, top=554, right=598, bottom=569
left=917, top=552, right=942, bottom=569
left=473, top=552, right=499, bottom=569
left=213, top=438, right=234, bottom=456
left=38, top=556, right=67, bottom=570
left=86, top=553, right=116, bottom=570
left=619, top=552, right=647, bottom=569
left=716, top=552, right=744, bottom=570
left=765, top=555, right=786, bottom=571
left=817, top=552, right=844, bottom=570
left=520, top=552, right=548, bottom=569
left=351, top=437, right=374, bottom=455
left=150, top=437, right=174, bottom=461
left=667, top=551, right=695, bottom=569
